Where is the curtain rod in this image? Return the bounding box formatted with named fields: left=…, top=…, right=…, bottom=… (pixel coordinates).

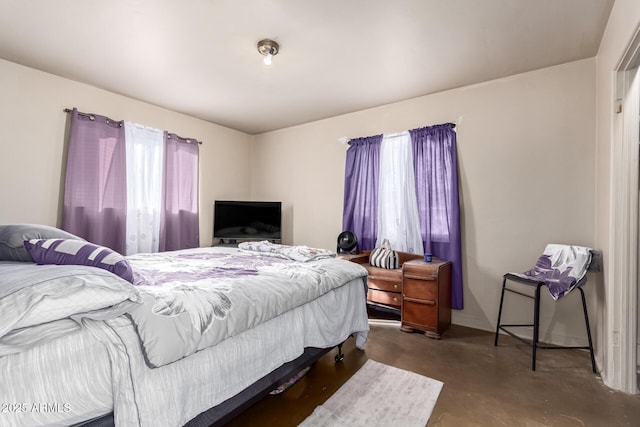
left=338, top=122, right=457, bottom=144
left=63, top=108, right=203, bottom=145
left=63, top=108, right=96, bottom=120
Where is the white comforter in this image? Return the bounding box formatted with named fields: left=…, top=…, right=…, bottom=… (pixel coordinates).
left=125, top=247, right=368, bottom=367
left=0, top=247, right=370, bottom=426
left=0, top=278, right=368, bottom=427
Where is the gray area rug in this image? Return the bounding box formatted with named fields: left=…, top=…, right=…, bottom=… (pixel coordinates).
left=299, top=359, right=443, bottom=427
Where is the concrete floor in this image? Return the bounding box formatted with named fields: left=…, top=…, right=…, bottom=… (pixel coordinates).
left=226, top=320, right=640, bottom=427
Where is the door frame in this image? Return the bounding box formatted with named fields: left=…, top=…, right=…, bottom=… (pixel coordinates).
left=610, top=26, right=640, bottom=393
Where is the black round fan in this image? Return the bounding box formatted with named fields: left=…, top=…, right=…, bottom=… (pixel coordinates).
left=337, top=231, right=358, bottom=254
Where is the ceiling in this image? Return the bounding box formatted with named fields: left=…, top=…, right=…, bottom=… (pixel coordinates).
left=0, top=0, right=614, bottom=135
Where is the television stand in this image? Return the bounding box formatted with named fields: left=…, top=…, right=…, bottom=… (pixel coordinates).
left=212, top=238, right=282, bottom=247
left=214, top=238, right=238, bottom=247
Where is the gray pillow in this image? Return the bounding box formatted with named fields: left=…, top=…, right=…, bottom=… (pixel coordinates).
left=0, top=224, right=85, bottom=262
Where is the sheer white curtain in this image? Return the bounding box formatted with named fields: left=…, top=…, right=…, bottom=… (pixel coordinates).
left=124, top=122, right=164, bottom=255
left=376, top=131, right=424, bottom=254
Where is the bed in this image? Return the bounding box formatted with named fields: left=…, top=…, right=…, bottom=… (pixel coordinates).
left=0, top=225, right=369, bottom=427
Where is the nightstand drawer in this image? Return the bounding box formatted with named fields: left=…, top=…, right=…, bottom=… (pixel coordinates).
left=403, top=260, right=441, bottom=278
left=367, top=289, right=401, bottom=308
left=368, top=277, right=402, bottom=293
left=403, top=278, right=437, bottom=301
left=402, top=299, right=437, bottom=329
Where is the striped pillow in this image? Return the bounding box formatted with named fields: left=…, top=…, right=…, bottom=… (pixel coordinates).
left=24, top=239, right=134, bottom=283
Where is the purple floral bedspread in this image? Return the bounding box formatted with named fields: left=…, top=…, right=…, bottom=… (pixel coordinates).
left=124, top=247, right=367, bottom=367
left=512, top=244, right=592, bottom=300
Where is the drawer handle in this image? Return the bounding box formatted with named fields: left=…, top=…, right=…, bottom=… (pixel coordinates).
left=404, top=297, right=436, bottom=305
left=369, top=275, right=401, bottom=282
left=404, top=274, right=436, bottom=280
left=393, top=297, right=398, bottom=302
left=394, top=284, right=398, bottom=289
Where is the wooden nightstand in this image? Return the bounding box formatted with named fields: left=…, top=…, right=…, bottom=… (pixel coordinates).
left=336, top=253, right=369, bottom=264
left=401, top=259, right=452, bottom=339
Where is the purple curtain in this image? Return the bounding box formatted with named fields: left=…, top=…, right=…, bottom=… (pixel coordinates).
left=342, top=135, right=382, bottom=250
left=159, top=133, right=200, bottom=251
left=62, top=108, right=127, bottom=253
left=410, top=124, right=463, bottom=309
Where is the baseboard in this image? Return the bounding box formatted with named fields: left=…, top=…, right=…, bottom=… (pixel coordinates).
left=452, top=313, right=593, bottom=347
left=544, top=331, right=593, bottom=348
left=451, top=312, right=491, bottom=332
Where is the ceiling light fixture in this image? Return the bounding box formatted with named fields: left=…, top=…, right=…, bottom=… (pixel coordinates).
left=257, top=39, right=279, bottom=66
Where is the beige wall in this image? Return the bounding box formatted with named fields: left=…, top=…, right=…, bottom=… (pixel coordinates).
left=252, top=59, right=597, bottom=341
left=0, top=58, right=253, bottom=246
left=0, top=49, right=601, bottom=350
left=594, top=0, right=640, bottom=392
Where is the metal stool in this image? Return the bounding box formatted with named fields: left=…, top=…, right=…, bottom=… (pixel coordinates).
left=494, top=250, right=599, bottom=372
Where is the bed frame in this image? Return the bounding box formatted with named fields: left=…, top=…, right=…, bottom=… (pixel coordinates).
left=74, top=343, right=345, bottom=427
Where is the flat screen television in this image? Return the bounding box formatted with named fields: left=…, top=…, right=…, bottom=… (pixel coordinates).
left=213, top=200, right=282, bottom=242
